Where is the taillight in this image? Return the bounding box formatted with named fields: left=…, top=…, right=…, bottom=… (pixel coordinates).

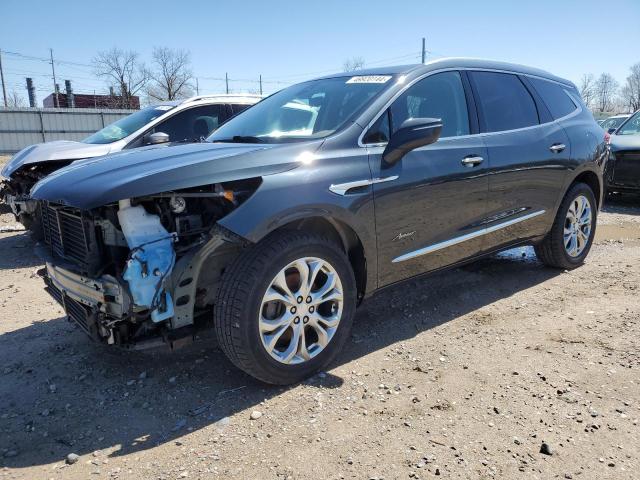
left=604, top=132, right=611, bottom=144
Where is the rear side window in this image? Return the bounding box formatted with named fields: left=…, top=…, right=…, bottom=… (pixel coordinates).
left=231, top=104, right=252, bottom=115
left=153, top=105, right=225, bottom=142
left=529, top=78, right=577, bottom=120
left=470, top=72, right=539, bottom=132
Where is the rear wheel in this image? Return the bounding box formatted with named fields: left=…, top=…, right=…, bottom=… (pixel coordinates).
left=534, top=182, right=597, bottom=269
left=214, top=231, right=356, bottom=384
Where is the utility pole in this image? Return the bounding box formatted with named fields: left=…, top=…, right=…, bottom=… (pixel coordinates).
left=421, top=37, right=426, bottom=64
left=26, top=78, right=36, bottom=107
left=225, top=72, right=229, bottom=94
left=0, top=49, right=7, bottom=107
left=196, top=78, right=199, bottom=95
left=259, top=74, right=263, bottom=96
left=49, top=48, right=59, bottom=108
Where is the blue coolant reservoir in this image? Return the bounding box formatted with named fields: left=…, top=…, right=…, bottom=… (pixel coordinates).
left=117, top=199, right=175, bottom=323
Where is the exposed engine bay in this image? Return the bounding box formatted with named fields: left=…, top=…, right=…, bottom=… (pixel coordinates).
left=38, top=178, right=260, bottom=349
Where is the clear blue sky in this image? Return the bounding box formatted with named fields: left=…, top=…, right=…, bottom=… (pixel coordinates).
left=1, top=0, right=639, bottom=101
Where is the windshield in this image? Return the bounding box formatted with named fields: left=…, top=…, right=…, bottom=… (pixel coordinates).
left=83, top=105, right=175, bottom=144
left=207, top=75, right=394, bottom=143
left=602, top=116, right=629, bottom=131
left=617, top=112, right=640, bottom=136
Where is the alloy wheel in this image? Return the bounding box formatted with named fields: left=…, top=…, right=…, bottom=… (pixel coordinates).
left=564, top=194, right=593, bottom=257
left=259, top=257, right=344, bottom=364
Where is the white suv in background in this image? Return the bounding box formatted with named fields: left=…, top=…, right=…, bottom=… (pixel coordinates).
left=1, top=94, right=262, bottom=227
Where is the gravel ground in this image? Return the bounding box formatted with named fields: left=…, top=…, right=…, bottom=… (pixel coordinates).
left=0, top=154, right=639, bottom=479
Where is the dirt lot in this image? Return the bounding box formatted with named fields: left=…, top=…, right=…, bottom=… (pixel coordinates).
left=1, top=154, right=639, bottom=479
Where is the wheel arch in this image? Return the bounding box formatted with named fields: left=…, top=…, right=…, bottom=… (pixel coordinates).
left=571, top=169, right=602, bottom=208
left=268, top=215, right=369, bottom=302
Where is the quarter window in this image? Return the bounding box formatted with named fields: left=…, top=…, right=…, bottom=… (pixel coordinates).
left=529, top=77, right=578, bottom=120
left=362, top=110, right=391, bottom=144
left=471, top=72, right=539, bottom=132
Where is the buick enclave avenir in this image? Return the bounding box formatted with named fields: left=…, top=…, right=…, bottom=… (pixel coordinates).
left=30, top=58, right=606, bottom=384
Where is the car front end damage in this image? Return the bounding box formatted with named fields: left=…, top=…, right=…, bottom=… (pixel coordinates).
left=2, top=160, right=79, bottom=229
left=36, top=179, right=260, bottom=349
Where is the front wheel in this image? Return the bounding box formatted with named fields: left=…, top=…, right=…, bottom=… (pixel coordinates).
left=214, top=231, right=357, bottom=384
left=534, top=182, right=597, bottom=269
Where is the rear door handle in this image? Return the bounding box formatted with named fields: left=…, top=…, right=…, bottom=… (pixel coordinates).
left=461, top=155, right=484, bottom=167
left=549, top=143, right=566, bottom=153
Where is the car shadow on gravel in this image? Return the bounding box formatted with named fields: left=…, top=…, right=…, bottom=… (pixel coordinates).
left=0, top=246, right=560, bottom=469
left=0, top=232, right=42, bottom=270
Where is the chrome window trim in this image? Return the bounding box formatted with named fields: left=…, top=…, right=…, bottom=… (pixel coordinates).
left=358, top=66, right=580, bottom=148
left=392, top=209, right=546, bottom=263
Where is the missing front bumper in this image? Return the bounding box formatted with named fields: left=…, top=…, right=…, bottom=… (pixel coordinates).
left=45, top=262, right=129, bottom=318
left=2, top=191, right=38, bottom=218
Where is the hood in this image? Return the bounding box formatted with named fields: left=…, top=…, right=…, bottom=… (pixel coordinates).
left=1, top=141, right=113, bottom=177
left=31, top=141, right=316, bottom=209
left=609, top=134, right=640, bottom=152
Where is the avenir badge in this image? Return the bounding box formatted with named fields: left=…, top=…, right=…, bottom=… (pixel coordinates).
left=346, top=75, right=392, bottom=84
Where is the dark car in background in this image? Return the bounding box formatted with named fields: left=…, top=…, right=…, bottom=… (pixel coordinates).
left=0, top=94, right=261, bottom=228
left=28, top=58, right=606, bottom=384
left=606, top=110, right=640, bottom=195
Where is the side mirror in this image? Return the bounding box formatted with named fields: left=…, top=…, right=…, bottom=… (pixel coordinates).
left=146, top=132, right=170, bottom=145
left=607, top=127, right=617, bottom=135
left=382, top=118, right=443, bottom=165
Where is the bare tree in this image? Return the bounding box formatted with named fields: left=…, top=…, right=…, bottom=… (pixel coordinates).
left=343, top=57, right=365, bottom=72
left=594, top=73, right=619, bottom=113
left=579, top=73, right=596, bottom=109
left=147, top=47, right=194, bottom=101
left=7, top=90, right=25, bottom=108
left=620, top=63, right=640, bottom=112
left=93, top=47, right=149, bottom=109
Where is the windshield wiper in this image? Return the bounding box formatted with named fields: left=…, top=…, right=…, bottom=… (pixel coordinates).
left=212, top=135, right=266, bottom=144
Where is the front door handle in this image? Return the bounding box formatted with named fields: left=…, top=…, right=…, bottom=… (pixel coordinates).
left=461, top=155, right=484, bottom=167
left=549, top=143, right=566, bottom=153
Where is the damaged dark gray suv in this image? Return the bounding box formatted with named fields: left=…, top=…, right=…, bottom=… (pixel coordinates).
left=30, top=58, right=607, bottom=384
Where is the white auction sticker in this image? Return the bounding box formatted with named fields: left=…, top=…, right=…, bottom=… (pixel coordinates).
left=346, top=75, right=392, bottom=84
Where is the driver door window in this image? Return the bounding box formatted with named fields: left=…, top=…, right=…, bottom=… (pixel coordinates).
left=390, top=71, right=470, bottom=137
left=364, top=71, right=470, bottom=144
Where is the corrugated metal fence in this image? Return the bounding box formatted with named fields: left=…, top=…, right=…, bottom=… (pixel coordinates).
left=0, top=107, right=137, bottom=154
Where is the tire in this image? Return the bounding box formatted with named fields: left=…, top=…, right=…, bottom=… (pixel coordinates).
left=534, top=182, right=597, bottom=269
left=214, top=230, right=357, bottom=384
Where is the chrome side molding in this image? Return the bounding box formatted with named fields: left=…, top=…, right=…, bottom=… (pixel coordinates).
left=392, top=209, right=546, bottom=263
left=329, top=175, right=398, bottom=196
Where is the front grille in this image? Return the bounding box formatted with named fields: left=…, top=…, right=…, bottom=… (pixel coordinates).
left=46, top=280, right=93, bottom=336
left=46, top=282, right=64, bottom=306
left=39, top=202, right=96, bottom=269
left=64, top=295, right=90, bottom=333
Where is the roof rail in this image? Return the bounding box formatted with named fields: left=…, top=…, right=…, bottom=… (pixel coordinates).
left=182, top=93, right=264, bottom=103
